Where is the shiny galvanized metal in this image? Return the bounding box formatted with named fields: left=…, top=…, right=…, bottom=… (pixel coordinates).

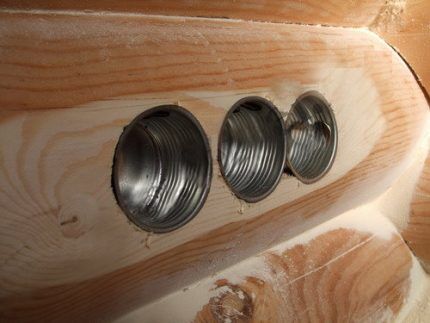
left=112, top=105, right=212, bottom=233
left=218, top=97, right=287, bottom=202
left=285, top=91, right=338, bottom=184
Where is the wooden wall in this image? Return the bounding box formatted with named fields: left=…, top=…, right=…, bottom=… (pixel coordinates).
left=0, top=0, right=385, bottom=26
left=403, top=151, right=430, bottom=271
left=122, top=206, right=426, bottom=322
left=0, top=1, right=429, bottom=321
left=371, top=0, right=430, bottom=97
left=1, top=0, right=428, bottom=94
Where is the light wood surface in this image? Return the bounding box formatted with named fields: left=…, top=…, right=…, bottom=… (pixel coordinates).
left=0, top=9, right=428, bottom=322
left=195, top=231, right=412, bottom=323
left=403, top=151, right=430, bottom=271
left=0, top=0, right=386, bottom=27
left=122, top=208, right=421, bottom=322
left=1, top=1, right=427, bottom=94
left=372, top=0, right=430, bottom=97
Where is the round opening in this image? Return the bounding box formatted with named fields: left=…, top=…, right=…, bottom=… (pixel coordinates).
left=112, top=106, right=212, bottom=233
left=285, top=91, right=337, bottom=183
left=218, top=97, right=286, bottom=202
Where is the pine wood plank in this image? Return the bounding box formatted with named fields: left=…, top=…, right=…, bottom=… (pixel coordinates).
left=0, top=0, right=385, bottom=27
left=403, top=151, right=430, bottom=271
left=0, top=11, right=428, bottom=321
left=122, top=209, right=420, bottom=322
left=372, top=0, right=430, bottom=95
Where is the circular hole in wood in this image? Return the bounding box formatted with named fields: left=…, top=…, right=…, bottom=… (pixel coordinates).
left=112, top=105, right=212, bottom=233
left=218, top=97, right=286, bottom=202
left=285, top=91, right=337, bottom=183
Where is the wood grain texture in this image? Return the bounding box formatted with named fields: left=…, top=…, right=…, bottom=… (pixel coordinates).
left=0, top=0, right=386, bottom=27
left=195, top=231, right=410, bottom=323
left=0, top=11, right=428, bottom=321
left=403, top=151, right=430, bottom=271
left=2, top=1, right=426, bottom=94
left=372, top=0, right=430, bottom=95
left=124, top=210, right=417, bottom=322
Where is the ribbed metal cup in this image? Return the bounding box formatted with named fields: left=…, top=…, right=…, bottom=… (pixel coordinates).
left=112, top=106, right=212, bottom=233
left=285, top=91, right=337, bottom=183
left=218, top=97, right=287, bottom=202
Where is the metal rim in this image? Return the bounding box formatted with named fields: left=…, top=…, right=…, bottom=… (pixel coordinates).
left=285, top=91, right=338, bottom=184
left=112, top=105, right=212, bottom=233
left=218, top=96, right=287, bottom=203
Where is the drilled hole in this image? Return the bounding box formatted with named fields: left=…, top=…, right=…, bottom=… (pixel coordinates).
left=285, top=91, right=337, bottom=183
left=112, top=106, right=212, bottom=233
left=218, top=97, right=286, bottom=202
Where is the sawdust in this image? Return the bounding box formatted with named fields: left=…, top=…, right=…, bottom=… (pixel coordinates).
left=371, top=0, right=407, bottom=32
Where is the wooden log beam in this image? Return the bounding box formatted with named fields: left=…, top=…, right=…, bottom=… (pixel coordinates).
left=0, top=10, right=428, bottom=321
left=0, top=0, right=386, bottom=27
left=2, top=1, right=427, bottom=94
left=371, top=0, right=430, bottom=98
left=121, top=207, right=426, bottom=322
left=403, top=151, right=430, bottom=271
